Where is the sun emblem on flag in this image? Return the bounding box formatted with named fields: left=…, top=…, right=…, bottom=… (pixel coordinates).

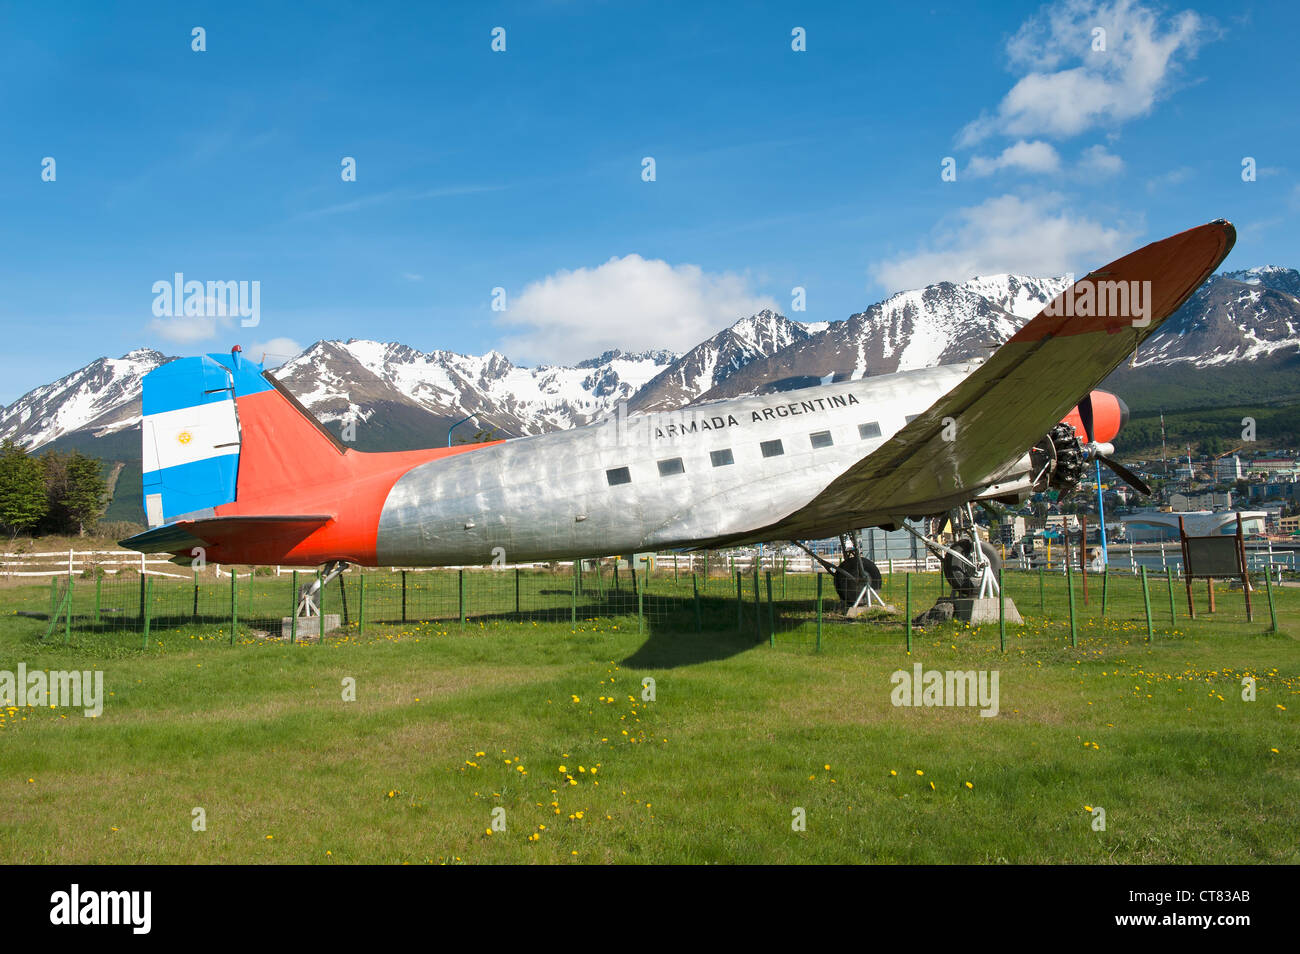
left=177, top=430, right=193, bottom=445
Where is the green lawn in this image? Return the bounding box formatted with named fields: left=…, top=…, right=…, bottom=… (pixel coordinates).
left=1, top=569, right=1295, bottom=864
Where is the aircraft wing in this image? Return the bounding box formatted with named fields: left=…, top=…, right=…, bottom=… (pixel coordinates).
left=750, top=219, right=1235, bottom=540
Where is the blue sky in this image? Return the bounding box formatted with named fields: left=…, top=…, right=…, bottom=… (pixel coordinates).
left=1, top=0, right=1297, bottom=402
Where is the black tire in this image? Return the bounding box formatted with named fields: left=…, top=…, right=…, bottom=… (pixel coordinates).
left=942, top=539, right=1002, bottom=596
left=834, top=553, right=882, bottom=605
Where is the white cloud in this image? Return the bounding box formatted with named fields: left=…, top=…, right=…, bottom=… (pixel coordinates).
left=968, top=140, right=1062, bottom=177
left=1077, top=143, right=1124, bottom=176
left=247, top=338, right=304, bottom=367
left=1144, top=165, right=1192, bottom=191
left=959, top=0, right=1208, bottom=145
left=149, top=314, right=226, bottom=344
left=500, top=255, right=779, bottom=363
left=868, top=193, right=1138, bottom=293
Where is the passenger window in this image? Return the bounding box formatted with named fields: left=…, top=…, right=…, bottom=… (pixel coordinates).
left=859, top=422, right=881, bottom=439
left=760, top=439, right=784, bottom=458
left=657, top=457, right=685, bottom=476
left=606, top=466, right=631, bottom=486
left=810, top=430, right=833, bottom=449
left=710, top=449, right=734, bottom=467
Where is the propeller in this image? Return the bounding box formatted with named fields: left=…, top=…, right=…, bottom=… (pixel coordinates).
left=1075, top=392, right=1152, bottom=495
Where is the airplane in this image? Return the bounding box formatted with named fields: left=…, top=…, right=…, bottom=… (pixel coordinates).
left=122, top=220, right=1235, bottom=613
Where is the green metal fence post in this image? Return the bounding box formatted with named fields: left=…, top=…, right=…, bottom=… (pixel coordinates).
left=571, top=561, right=578, bottom=625
left=692, top=572, right=701, bottom=632
left=637, top=573, right=644, bottom=633
left=358, top=570, right=366, bottom=635
left=93, top=575, right=102, bottom=626
left=291, top=570, right=298, bottom=644
left=1166, top=566, right=1177, bottom=625
left=1101, top=569, right=1109, bottom=618
left=905, top=572, right=912, bottom=654
left=765, top=570, right=775, bottom=647
left=816, top=573, right=823, bottom=652
left=141, top=576, right=151, bottom=650
left=316, top=568, right=323, bottom=642
left=1038, top=566, right=1045, bottom=616
left=1140, top=565, right=1153, bottom=641
left=735, top=571, right=742, bottom=632
left=65, top=577, right=73, bottom=644
left=998, top=568, right=1006, bottom=653
left=231, top=568, right=238, bottom=645
left=515, top=567, right=521, bottom=616
left=1066, top=556, right=1077, bottom=648
left=192, top=567, right=199, bottom=617
left=1264, top=569, right=1278, bottom=633
left=401, top=570, right=408, bottom=623
left=458, top=569, right=465, bottom=625
left=752, top=566, right=761, bottom=643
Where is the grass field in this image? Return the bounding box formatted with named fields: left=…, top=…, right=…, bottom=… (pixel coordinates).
left=1, top=567, right=1296, bottom=864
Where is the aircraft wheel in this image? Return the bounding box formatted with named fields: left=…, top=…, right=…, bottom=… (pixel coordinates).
left=834, top=554, right=882, bottom=605
left=942, top=540, right=1002, bottom=597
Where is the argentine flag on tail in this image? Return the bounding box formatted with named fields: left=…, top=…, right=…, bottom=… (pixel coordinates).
left=140, top=349, right=269, bottom=527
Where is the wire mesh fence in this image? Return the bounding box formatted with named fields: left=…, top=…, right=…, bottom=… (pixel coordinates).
left=27, top=551, right=1286, bottom=651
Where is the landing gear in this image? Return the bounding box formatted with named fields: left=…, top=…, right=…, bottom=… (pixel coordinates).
left=898, top=503, right=1001, bottom=599
left=942, top=539, right=1002, bottom=597
left=790, top=532, right=888, bottom=611
left=296, top=560, right=348, bottom=617
left=834, top=552, right=882, bottom=605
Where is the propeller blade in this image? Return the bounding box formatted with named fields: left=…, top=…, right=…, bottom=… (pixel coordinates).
left=1100, top=456, right=1152, bottom=495
left=1078, top=392, right=1095, bottom=445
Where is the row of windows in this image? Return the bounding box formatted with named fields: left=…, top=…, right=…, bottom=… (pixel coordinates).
left=605, top=420, right=888, bottom=485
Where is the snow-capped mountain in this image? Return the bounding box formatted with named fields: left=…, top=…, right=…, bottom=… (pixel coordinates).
left=628, top=310, right=821, bottom=412
left=0, top=348, right=170, bottom=449
left=1222, top=266, right=1300, bottom=301
left=274, top=339, right=677, bottom=438
left=1132, top=270, right=1300, bottom=367
left=698, top=275, right=1072, bottom=401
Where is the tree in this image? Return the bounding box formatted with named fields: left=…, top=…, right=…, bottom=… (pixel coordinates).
left=0, top=439, right=48, bottom=538
left=39, top=450, right=107, bottom=535
left=60, top=452, right=107, bottom=536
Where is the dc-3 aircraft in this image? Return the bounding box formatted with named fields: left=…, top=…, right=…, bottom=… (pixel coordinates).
left=123, top=220, right=1235, bottom=612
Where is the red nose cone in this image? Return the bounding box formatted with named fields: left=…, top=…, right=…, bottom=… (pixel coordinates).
left=1062, top=391, right=1126, bottom=443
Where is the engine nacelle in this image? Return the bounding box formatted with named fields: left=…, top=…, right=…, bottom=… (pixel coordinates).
left=1030, top=422, right=1086, bottom=495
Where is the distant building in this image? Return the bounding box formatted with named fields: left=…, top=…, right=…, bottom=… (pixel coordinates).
left=1120, top=510, right=1266, bottom=543
left=1215, top=455, right=1243, bottom=481
left=1171, top=491, right=1233, bottom=511
left=1279, top=514, right=1300, bottom=535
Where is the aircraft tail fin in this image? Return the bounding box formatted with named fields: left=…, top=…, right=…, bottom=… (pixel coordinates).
left=140, top=347, right=346, bottom=528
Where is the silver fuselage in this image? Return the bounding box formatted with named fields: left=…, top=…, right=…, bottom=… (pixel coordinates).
left=372, top=362, right=1024, bottom=565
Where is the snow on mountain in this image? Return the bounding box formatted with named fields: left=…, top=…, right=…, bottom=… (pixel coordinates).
left=0, top=348, right=170, bottom=449
left=275, top=339, right=677, bottom=437
left=628, top=310, right=821, bottom=411
left=698, top=274, right=1072, bottom=401
left=1132, top=270, right=1300, bottom=368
